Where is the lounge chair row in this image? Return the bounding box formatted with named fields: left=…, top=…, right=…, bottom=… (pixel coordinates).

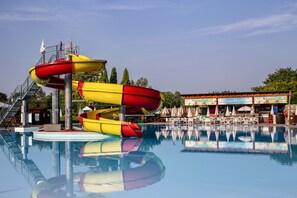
left=166, top=116, right=259, bottom=125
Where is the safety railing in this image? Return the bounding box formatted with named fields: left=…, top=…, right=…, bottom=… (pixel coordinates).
left=0, top=75, right=38, bottom=124
left=0, top=42, right=80, bottom=125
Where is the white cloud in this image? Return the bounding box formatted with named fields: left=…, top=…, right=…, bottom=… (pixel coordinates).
left=196, top=14, right=297, bottom=37
left=0, top=1, right=173, bottom=22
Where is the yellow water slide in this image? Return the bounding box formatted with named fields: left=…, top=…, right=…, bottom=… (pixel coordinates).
left=29, top=54, right=162, bottom=138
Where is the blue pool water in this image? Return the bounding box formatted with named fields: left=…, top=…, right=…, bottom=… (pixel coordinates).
left=1, top=125, right=297, bottom=198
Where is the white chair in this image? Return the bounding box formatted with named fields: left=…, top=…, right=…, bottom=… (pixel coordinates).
left=242, top=117, right=250, bottom=125
left=251, top=117, right=258, bottom=124
left=188, top=118, right=194, bottom=125
left=219, top=117, right=226, bottom=125
left=204, top=118, right=211, bottom=125
left=233, top=117, right=242, bottom=125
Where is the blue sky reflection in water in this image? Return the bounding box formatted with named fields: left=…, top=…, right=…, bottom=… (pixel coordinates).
left=0, top=125, right=297, bottom=198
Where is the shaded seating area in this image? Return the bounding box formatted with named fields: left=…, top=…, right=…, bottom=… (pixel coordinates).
left=163, top=106, right=260, bottom=126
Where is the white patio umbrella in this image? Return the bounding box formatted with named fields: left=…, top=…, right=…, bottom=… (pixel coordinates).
left=162, top=129, right=169, bottom=139
left=187, top=108, right=193, bottom=118
left=194, top=107, right=200, bottom=117
left=232, top=106, right=236, bottom=116
left=238, top=106, right=251, bottom=112
left=161, top=107, right=170, bottom=117
left=232, top=130, right=237, bottom=141
left=177, top=129, right=184, bottom=139
left=207, top=130, right=211, bottom=141
left=215, top=106, right=219, bottom=116
left=187, top=130, right=193, bottom=140
left=250, top=131, right=255, bottom=141
left=194, top=129, right=200, bottom=140
left=155, top=131, right=161, bottom=140
left=171, top=106, right=177, bottom=117
left=250, top=106, right=255, bottom=115
left=238, top=106, right=251, bottom=116
left=225, top=106, right=230, bottom=116
left=171, top=130, right=177, bottom=142
left=177, top=107, right=184, bottom=117
left=271, top=126, right=276, bottom=142
left=215, top=131, right=219, bottom=141
left=226, top=131, right=231, bottom=142
left=206, top=106, right=210, bottom=117
left=270, top=105, right=274, bottom=115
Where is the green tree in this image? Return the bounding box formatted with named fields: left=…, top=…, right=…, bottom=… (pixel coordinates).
left=252, top=67, right=297, bottom=103
left=162, top=91, right=174, bottom=108
left=120, top=68, right=130, bottom=85
left=0, top=92, right=8, bottom=103
left=135, top=77, right=151, bottom=88
left=99, top=68, right=109, bottom=83
left=252, top=67, right=297, bottom=91
left=73, top=71, right=100, bottom=82
left=130, top=80, right=135, bottom=86
left=162, top=91, right=183, bottom=108
left=110, top=67, right=117, bottom=84
left=28, top=88, right=51, bottom=108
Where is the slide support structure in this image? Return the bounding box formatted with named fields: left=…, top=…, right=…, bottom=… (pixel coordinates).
left=21, top=99, right=28, bottom=127
left=119, top=105, right=126, bottom=122
left=65, top=55, right=72, bottom=130
left=52, top=142, right=61, bottom=176
left=52, top=89, right=60, bottom=124
left=66, top=142, right=73, bottom=197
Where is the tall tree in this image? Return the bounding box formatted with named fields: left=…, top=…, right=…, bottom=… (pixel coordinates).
left=110, top=67, right=118, bottom=84
left=120, top=68, right=130, bottom=85
left=130, top=80, right=135, bottom=86
left=28, top=88, right=51, bottom=108
left=252, top=67, right=297, bottom=91
left=162, top=91, right=175, bottom=108
left=251, top=67, right=297, bottom=103
left=0, top=92, right=7, bottom=103
left=99, top=68, right=109, bottom=83
left=72, top=69, right=100, bottom=83
left=162, top=91, right=183, bottom=108
left=135, top=77, right=151, bottom=88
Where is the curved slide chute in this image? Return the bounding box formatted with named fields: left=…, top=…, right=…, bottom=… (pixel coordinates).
left=29, top=54, right=162, bottom=138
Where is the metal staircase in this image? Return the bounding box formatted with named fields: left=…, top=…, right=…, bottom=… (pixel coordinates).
left=0, top=76, right=40, bottom=127
left=0, top=42, right=77, bottom=127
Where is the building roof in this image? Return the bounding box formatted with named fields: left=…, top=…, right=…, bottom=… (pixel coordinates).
left=181, top=91, right=290, bottom=98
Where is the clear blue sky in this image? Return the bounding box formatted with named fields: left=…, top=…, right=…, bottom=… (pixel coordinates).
left=0, top=0, right=297, bottom=96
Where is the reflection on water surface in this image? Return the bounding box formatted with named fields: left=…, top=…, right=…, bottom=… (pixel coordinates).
left=0, top=124, right=297, bottom=198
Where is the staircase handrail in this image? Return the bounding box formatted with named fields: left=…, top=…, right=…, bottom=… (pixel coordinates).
left=0, top=42, right=78, bottom=124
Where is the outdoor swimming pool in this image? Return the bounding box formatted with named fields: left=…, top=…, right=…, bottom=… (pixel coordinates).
left=1, top=124, right=297, bottom=198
